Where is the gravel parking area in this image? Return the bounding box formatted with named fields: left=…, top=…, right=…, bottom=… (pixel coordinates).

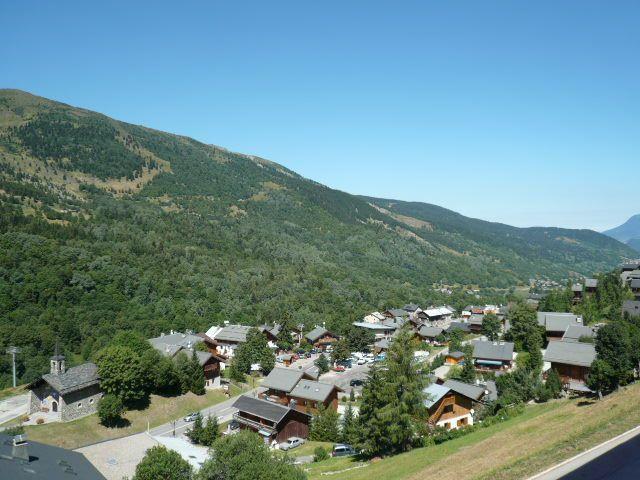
left=76, top=432, right=159, bottom=480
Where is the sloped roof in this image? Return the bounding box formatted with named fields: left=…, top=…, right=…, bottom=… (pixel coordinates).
left=585, top=278, right=598, bottom=288
left=623, top=300, right=640, bottom=317
left=447, top=322, right=470, bottom=333
left=352, top=322, right=396, bottom=330
left=385, top=308, right=407, bottom=317
left=562, top=325, right=595, bottom=343
left=443, top=379, right=486, bottom=401
left=261, top=367, right=306, bottom=393
left=148, top=332, right=203, bottom=350
left=403, top=303, right=420, bottom=312
left=473, top=341, right=514, bottom=362
left=544, top=341, right=596, bottom=367
left=423, top=383, right=450, bottom=409
left=375, top=338, right=390, bottom=350
left=447, top=350, right=465, bottom=359
left=631, top=279, right=640, bottom=289
left=232, top=395, right=292, bottom=424
left=424, top=307, right=452, bottom=318
left=468, top=314, right=484, bottom=325
left=305, top=326, right=335, bottom=342
left=212, top=324, right=252, bottom=343
left=0, top=434, right=106, bottom=479
left=418, top=326, right=443, bottom=338
left=290, top=379, right=338, bottom=402
left=537, top=312, right=582, bottom=332
left=38, top=363, right=100, bottom=395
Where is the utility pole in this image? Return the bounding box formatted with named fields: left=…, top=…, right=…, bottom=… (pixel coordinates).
left=6, top=346, right=21, bottom=388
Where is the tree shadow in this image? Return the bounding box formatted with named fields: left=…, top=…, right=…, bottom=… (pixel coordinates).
left=126, top=395, right=151, bottom=411
left=577, top=399, right=596, bottom=407
left=103, top=417, right=131, bottom=429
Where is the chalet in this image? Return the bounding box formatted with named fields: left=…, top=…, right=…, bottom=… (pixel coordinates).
left=149, top=331, right=223, bottom=388
left=544, top=341, right=596, bottom=392
left=620, top=269, right=640, bottom=285
left=447, top=322, right=471, bottom=334
left=232, top=395, right=311, bottom=444
left=537, top=312, right=583, bottom=342
left=362, top=311, right=386, bottom=324
left=631, top=279, right=640, bottom=299
left=205, top=324, right=252, bottom=358
left=584, top=278, right=598, bottom=294
left=27, top=353, right=101, bottom=423
left=622, top=300, right=640, bottom=318
left=383, top=308, right=408, bottom=319
left=571, top=283, right=583, bottom=303
left=621, top=261, right=640, bottom=272
left=0, top=433, right=106, bottom=480
left=374, top=338, right=390, bottom=353
left=472, top=341, right=514, bottom=371
left=561, top=325, right=595, bottom=343
left=259, top=367, right=341, bottom=415
left=352, top=321, right=397, bottom=340
left=423, top=306, right=454, bottom=323
left=258, top=323, right=281, bottom=347
left=403, top=303, right=420, bottom=313
left=468, top=314, right=484, bottom=333
left=423, top=378, right=494, bottom=430
left=418, top=326, right=444, bottom=344
left=305, top=326, right=339, bottom=351
left=445, top=351, right=465, bottom=365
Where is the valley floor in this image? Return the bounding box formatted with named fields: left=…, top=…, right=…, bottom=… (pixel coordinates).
left=305, top=382, right=640, bottom=480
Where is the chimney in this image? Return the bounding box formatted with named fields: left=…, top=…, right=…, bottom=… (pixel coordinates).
left=12, top=435, right=29, bottom=462
left=160, top=332, right=165, bottom=337
left=288, top=399, right=297, bottom=409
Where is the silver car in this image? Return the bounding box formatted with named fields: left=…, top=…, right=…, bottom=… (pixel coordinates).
left=279, top=437, right=305, bottom=451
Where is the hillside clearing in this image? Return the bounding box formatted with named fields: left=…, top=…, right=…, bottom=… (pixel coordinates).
left=306, top=382, right=640, bottom=480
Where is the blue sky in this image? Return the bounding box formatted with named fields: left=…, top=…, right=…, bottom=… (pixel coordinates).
left=2, top=1, right=638, bottom=230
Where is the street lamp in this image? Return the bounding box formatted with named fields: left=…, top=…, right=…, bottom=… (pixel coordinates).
left=6, top=346, right=22, bottom=388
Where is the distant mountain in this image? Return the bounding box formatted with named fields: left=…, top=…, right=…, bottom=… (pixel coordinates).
left=0, top=89, right=636, bottom=387
left=603, top=215, right=640, bottom=252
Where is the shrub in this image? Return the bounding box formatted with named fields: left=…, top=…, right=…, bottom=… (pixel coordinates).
left=36, top=418, right=45, bottom=425
left=98, top=394, right=125, bottom=427
left=314, top=446, right=329, bottom=462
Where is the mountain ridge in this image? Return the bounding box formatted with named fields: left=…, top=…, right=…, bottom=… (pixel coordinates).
left=603, top=214, right=640, bottom=252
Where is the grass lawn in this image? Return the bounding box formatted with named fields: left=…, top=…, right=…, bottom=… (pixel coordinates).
left=0, top=385, right=26, bottom=401
left=305, top=382, right=640, bottom=480
left=21, top=385, right=244, bottom=450
left=275, top=441, right=333, bottom=459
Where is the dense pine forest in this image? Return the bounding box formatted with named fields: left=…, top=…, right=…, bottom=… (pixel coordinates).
left=0, top=89, right=634, bottom=388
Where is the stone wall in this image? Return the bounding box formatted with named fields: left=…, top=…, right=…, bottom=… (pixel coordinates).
left=60, top=385, right=102, bottom=422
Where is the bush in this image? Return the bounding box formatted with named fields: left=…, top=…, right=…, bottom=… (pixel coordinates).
left=4, top=425, right=25, bottom=436
left=133, top=445, right=192, bottom=480
left=98, top=394, right=125, bottom=427
left=314, top=446, right=329, bottom=462
left=36, top=418, right=45, bottom=425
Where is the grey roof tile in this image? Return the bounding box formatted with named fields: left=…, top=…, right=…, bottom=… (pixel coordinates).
left=261, top=367, right=305, bottom=393
left=40, top=363, right=99, bottom=395
left=290, top=380, right=337, bottom=402
left=232, top=395, right=292, bottom=423
left=472, top=341, right=514, bottom=362
left=544, top=341, right=596, bottom=367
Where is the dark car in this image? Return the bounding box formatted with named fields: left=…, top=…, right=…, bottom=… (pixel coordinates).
left=349, top=379, right=364, bottom=387
left=332, top=444, right=356, bottom=457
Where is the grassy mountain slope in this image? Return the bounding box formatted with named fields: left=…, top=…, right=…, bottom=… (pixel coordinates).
left=0, top=89, right=634, bottom=387
left=362, top=197, right=634, bottom=280
left=603, top=214, right=640, bottom=252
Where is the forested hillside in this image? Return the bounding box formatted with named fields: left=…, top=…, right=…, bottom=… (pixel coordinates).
left=0, top=89, right=634, bottom=387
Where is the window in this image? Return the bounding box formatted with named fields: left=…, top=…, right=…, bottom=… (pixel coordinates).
left=443, top=404, right=454, bottom=414
left=89, top=398, right=94, bottom=405
left=77, top=402, right=82, bottom=408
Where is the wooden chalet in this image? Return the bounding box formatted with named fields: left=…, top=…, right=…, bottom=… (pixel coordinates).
left=149, top=332, right=223, bottom=388
left=584, top=278, right=598, bottom=294
left=537, top=312, right=584, bottom=343
left=259, top=367, right=341, bottom=415
left=304, top=326, right=339, bottom=351
left=423, top=380, right=489, bottom=430
left=623, top=300, right=640, bottom=318
left=232, top=395, right=310, bottom=444
left=445, top=350, right=465, bottom=365
left=544, top=341, right=596, bottom=392
left=472, top=341, right=514, bottom=371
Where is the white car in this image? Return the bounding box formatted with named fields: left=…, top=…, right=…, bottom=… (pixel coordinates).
left=357, top=358, right=367, bottom=365
left=279, top=437, right=305, bottom=451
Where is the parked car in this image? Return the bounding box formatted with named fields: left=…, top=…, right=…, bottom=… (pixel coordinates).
left=336, top=359, right=352, bottom=368
left=183, top=412, right=199, bottom=422
left=279, top=437, right=305, bottom=451
left=356, top=358, right=366, bottom=365
left=333, top=365, right=346, bottom=372
left=332, top=444, right=356, bottom=457
left=349, top=378, right=364, bottom=387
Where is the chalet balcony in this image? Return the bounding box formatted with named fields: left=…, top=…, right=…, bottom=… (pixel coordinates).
left=233, top=413, right=276, bottom=435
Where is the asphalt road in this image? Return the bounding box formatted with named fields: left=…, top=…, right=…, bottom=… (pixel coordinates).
left=530, top=426, right=640, bottom=480
left=558, top=433, right=640, bottom=480
left=149, top=387, right=265, bottom=438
